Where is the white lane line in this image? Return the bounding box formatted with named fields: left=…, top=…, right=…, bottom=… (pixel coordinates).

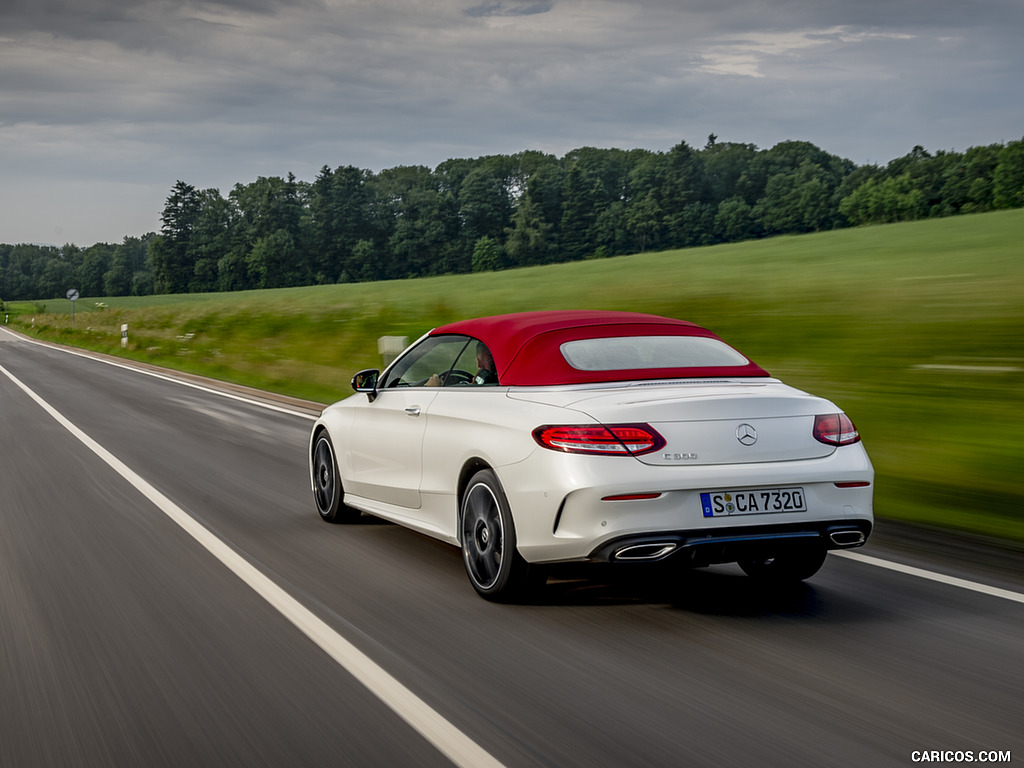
left=0, top=326, right=318, bottom=420
left=0, top=362, right=504, bottom=768
left=833, top=551, right=1024, bottom=605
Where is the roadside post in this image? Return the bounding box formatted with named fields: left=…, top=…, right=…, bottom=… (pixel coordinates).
left=378, top=335, right=409, bottom=366
left=121, top=324, right=129, bottom=348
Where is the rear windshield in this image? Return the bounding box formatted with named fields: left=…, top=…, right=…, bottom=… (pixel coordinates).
left=560, top=335, right=750, bottom=371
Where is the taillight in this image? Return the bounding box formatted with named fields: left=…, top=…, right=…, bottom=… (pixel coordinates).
left=602, top=492, right=663, bottom=501
left=532, top=424, right=666, bottom=456
left=813, top=414, right=861, bottom=446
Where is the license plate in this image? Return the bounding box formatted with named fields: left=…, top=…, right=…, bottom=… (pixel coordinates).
left=700, top=487, right=806, bottom=517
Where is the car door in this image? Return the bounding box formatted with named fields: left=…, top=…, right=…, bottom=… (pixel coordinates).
left=347, top=334, right=472, bottom=510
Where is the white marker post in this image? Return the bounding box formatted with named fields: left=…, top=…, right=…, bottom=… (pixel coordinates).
left=121, top=324, right=129, bottom=348
left=377, top=335, right=409, bottom=366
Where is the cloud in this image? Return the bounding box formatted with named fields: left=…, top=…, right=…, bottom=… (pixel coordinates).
left=1, top=0, right=1022, bottom=244
left=465, top=2, right=553, bottom=18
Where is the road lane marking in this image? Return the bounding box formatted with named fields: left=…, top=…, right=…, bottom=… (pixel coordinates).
left=0, top=326, right=318, bottom=420
left=834, top=551, right=1024, bottom=605
left=0, top=362, right=504, bottom=768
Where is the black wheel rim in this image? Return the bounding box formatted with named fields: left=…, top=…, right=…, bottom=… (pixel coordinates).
left=313, top=437, right=336, bottom=515
left=462, top=483, right=504, bottom=590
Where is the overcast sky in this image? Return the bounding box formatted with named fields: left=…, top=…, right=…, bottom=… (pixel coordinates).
left=2, top=0, right=1022, bottom=246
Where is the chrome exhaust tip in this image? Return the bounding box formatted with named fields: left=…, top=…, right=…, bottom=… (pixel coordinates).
left=614, top=543, right=677, bottom=561
left=829, top=530, right=866, bottom=547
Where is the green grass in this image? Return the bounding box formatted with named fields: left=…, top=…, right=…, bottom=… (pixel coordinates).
left=9, top=209, right=1024, bottom=542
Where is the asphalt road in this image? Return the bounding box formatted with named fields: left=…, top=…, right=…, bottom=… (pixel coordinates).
left=2, top=327, right=1021, bottom=767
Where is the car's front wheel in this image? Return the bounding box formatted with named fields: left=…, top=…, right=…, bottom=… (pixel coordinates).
left=738, top=544, right=828, bottom=582
left=460, top=469, right=542, bottom=601
left=312, top=432, right=360, bottom=523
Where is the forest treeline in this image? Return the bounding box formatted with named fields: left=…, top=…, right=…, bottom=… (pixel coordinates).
left=3, top=136, right=1023, bottom=301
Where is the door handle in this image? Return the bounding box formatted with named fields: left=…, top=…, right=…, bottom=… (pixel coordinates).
left=405, top=406, right=421, bottom=417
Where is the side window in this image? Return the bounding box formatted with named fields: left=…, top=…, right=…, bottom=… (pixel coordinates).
left=379, top=335, right=471, bottom=388
left=448, top=340, right=498, bottom=386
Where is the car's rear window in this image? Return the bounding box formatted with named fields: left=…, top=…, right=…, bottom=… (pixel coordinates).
left=560, top=335, right=750, bottom=371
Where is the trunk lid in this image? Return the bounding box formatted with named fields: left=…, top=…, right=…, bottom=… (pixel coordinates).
left=509, top=379, right=838, bottom=465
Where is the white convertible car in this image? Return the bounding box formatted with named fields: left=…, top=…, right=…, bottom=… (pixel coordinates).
left=310, top=310, right=873, bottom=601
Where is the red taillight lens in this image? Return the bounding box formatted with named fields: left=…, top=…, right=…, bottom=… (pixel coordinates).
left=532, top=424, right=666, bottom=456
left=602, top=492, right=663, bottom=501
left=813, top=414, right=861, bottom=446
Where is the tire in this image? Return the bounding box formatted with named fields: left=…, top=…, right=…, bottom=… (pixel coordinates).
left=738, top=543, right=828, bottom=582
left=312, top=432, right=360, bottom=523
left=460, top=469, right=542, bottom=602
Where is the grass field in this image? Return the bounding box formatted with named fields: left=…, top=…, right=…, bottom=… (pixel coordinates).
left=7, top=208, right=1024, bottom=542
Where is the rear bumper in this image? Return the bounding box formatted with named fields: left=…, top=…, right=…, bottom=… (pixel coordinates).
left=500, top=443, right=874, bottom=563
left=587, top=519, right=873, bottom=565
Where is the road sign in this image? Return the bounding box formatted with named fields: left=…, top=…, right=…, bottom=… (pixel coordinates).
left=67, top=288, right=80, bottom=323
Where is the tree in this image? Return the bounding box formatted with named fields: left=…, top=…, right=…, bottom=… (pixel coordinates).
left=714, top=196, right=759, bottom=242
left=592, top=200, right=630, bottom=255
left=559, top=165, right=602, bottom=260
left=471, top=236, right=502, bottom=272
left=556, top=147, right=645, bottom=258
left=839, top=173, right=927, bottom=224
left=624, top=154, right=669, bottom=251
left=216, top=248, right=249, bottom=292
left=508, top=150, right=560, bottom=203
left=308, top=165, right=375, bottom=283
left=190, top=190, right=232, bottom=292
left=660, top=141, right=708, bottom=243
left=993, top=139, right=1024, bottom=209
left=131, top=235, right=157, bottom=296
left=3, top=246, right=34, bottom=299
left=624, top=191, right=662, bottom=252
left=522, top=163, right=565, bottom=241
left=152, top=181, right=202, bottom=293
left=757, top=161, right=835, bottom=234
left=703, top=141, right=758, bottom=205
left=459, top=166, right=513, bottom=244
left=738, top=141, right=849, bottom=207
left=245, top=229, right=302, bottom=289
left=39, top=255, right=75, bottom=299
left=103, top=236, right=151, bottom=297
left=958, top=144, right=1002, bottom=212
left=373, top=165, right=461, bottom=278
left=104, top=249, right=134, bottom=296
left=229, top=175, right=310, bottom=288
left=9, top=134, right=1022, bottom=302
left=351, top=239, right=379, bottom=282
left=504, top=193, right=552, bottom=266
left=80, top=244, right=114, bottom=297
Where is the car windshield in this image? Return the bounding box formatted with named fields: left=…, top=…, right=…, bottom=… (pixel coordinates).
left=559, top=335, right=749, bottom=371
left=380, top=335, right=471, bottom=387
left=378, top=334, right=499, bottom=387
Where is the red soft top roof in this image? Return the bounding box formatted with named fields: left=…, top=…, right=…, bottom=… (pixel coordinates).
left=431, top=310, right=769, bottom=386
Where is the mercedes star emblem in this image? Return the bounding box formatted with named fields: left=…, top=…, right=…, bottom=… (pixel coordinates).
left=736, top=423, right=758, bottom=446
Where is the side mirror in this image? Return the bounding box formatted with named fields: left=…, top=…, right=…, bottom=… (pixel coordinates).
left=351, top=369, right=380, bottom=401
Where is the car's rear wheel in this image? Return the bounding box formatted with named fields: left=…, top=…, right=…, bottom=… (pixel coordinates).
left=312, top=432, right=360, bottom=523
left=738, top=544, right=828, bottom=582
left=460, top=469, right=542, bottom=601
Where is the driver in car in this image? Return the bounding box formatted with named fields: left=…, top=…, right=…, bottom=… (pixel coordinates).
left=472, top=343, right=497, bottom=385
left=426, top=342, right=497, bottom=386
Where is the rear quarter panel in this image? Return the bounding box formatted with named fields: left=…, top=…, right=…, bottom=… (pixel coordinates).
left=417, top=388, right=595, bottom=538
